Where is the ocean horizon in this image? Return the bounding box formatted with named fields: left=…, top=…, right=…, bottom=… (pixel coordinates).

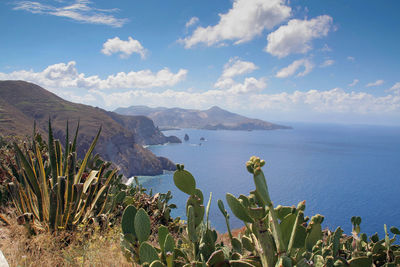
left=129, top=122, right=400, bottom=236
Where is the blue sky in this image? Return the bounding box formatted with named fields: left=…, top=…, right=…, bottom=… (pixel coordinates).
left=1, top=0, right=399, bottom=125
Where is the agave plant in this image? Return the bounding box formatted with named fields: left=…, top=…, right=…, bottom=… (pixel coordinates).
left=6, top=120, right=120, bottom=231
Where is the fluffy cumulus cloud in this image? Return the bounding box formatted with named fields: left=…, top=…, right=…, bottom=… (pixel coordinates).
left=275, top=58, right=314, bottom=78
left=213, top=58, right=265, bottom=94
left=366, top=80, right=384, bottom=87
left=265, top=15, right=333, bottom=58
left=0, top=61, right=187, bottom=89
left=220, top=58, right=258, bottom=79
left=101, top=37, right=147, bottom=59
left=13, top=0, right=128, bottom=27
left=180, top=0, right=291, bottom=48
left=226, top=77, right=267, bottom=94
left=348, top=79, right=359, bottom=87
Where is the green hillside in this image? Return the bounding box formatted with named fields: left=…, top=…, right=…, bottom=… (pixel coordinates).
left=0, top=80, right=180, bottom=176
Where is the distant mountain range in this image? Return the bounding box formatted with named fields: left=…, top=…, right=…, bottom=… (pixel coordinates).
left=0, top=81, right=181, bottom=176
left=114, top=105, right=291, bottom=130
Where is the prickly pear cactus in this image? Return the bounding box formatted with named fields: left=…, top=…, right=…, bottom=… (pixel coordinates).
left=120, top=157, right=400, bottom=267
left=173, top=164, right=196, bottom=195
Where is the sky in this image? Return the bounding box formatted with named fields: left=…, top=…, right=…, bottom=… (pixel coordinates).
left=0, top=0, right=399, bottom=125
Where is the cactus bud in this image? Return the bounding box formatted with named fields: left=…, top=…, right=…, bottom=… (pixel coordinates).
left=246, top=162, right=254, bottom=174
left=297, top=200, right=306, bottom=211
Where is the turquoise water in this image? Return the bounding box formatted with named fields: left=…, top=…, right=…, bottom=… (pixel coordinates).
left=133, top=123, right=400, bottom=235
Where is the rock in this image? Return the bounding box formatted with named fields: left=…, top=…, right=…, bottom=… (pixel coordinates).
left=200, top=137, right=205, bottom=141
left=166, top=135, right=182, bottom=143
left=158, top=156, right=177, bottom=171
left=184, top=134, right=189, bottom=141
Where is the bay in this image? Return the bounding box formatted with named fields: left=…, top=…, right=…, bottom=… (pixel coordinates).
left=131, top=122, right=400, bottom=235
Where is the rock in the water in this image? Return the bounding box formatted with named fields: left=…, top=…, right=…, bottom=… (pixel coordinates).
left=166, top=135, right=182, bottom=143
left=200, top=137, right=205, bottom=141
left=184, top=134, right=189, bottom=141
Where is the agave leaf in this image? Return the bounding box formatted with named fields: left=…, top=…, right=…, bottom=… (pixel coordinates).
left=55, top=140, right=62, bottom=177
left=48, top=119, right=58, bottom=187
left=71, top=120, right=79, bottom=152
left=82, top=168, right=116, bottom=222
left=63, top=120, right=69, bottom=174
left=74, top=126, right=101, bottom=184
left=83, top=170, right=99, bottom=193
left=35, top=142, right=49, bottom=221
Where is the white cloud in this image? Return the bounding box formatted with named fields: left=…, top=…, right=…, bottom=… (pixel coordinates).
left=387, top=82, right=400, bottom=94
left=220, top=58, right=258, bottom=79
left=348, top=79, right=359, bottom=87
left=185, top=17, right=199, bottom=28
left=13, top=0, right=128, bottom=27
left=89, top=87, right=400, bottom=120
left=213, top=58, right=264, bottom=94
left=265, top=15, right=333, bottom=58
left=180, top=0, right=291, bottom=48
left=275, top=58, right=314, bottom=78
left=101, top=37, right=147, bottom=59
left=347, top=56, right=355, bottom=62
left=0, top=61, right=187, bottom=89
left=366, top=80, right=384, bottom=87
left=320, top=59, right=334, bottom=68
left=226, top=77, right=267, bottom=94
left=251, top=88, right=400, bottom=114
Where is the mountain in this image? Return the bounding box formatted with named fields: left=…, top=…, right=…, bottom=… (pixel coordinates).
left=114, top=105, right=291, bottom=130
left=0, top=80, right=181, bottom=176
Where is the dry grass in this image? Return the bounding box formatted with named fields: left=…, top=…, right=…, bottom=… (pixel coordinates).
left=0, top=211, right=131, bottom=267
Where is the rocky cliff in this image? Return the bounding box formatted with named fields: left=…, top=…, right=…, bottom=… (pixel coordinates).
left=0, top=80, right=181, bottom=176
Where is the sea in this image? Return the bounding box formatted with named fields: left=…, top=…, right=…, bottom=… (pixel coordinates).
left=128, top=122, right=400, bottom=236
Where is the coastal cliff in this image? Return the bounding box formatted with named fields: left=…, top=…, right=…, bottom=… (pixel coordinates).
left=0, top=80, right=180, bottom=176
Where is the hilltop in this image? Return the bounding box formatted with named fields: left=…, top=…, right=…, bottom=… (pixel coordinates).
left=0, top=80, right=181, bottom=176
left=114, top=105, right=291, bottom=130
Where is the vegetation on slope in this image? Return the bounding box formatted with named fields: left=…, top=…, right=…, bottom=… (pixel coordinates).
left=1, top=120, right=399, bottom=267
left=0, top=80, right=180, bottom=176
